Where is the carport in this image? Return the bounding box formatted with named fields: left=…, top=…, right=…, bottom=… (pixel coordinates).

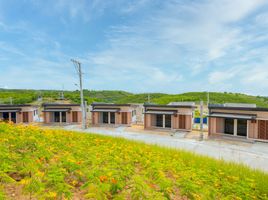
left=145, top=110, right=176, bottom=129
left=208, top=113, right=256, bottom=137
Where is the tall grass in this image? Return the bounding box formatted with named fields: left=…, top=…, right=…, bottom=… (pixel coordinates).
left=0, top=123, right=267, bottom=199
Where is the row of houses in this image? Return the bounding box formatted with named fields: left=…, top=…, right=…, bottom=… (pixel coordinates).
left=0, top=102, right=268, bottom=142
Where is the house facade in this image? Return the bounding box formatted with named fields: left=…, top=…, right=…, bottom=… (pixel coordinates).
left=0, top=104, right=38, bottom=123
left=91, top=103, right=137, bottom=126
left=42, top=103, right=82, bottom=124
left=208, top=103, right=268, bottom=141
left=144, top=102, right=195, bottom=131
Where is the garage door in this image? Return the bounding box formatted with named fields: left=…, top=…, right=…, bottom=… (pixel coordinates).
left=258, top=120, right=268, bottom=140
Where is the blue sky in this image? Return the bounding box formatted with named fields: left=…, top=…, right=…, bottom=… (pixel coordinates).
left=0, top=0, right=268, bottom=95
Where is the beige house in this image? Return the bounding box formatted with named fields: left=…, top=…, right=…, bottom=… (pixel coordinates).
left=0, top=104, right=38, bottom=123
left=144, top=102, right=196, bottom=131
left=42, top=103, right=82, bottom=124
left=91, top=103, right=137, bottom=127
left=208, top=103, right=268, bottom=142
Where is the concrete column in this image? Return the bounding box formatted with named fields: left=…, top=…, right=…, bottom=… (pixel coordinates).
left=60, top=112, right=62, bottom=124
left=247, top=120, right=249, bottom=139
left=163, top=114, right=165, bottom=128
left=108, top=112, right=111, bottom=124
left=8, top=112, right=11, bottom=122
left=234, top=119, right=238, bottom=136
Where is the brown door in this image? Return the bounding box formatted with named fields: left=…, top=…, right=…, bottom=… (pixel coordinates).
left=179, top=115, right=186, bottom=129
left=258, top=120, right=268, bottom=140
left=121, top=112, right=128, bottom=124
left=22, top=112, right=29, bottom=123
left=72, top=111, right=78, bottom=123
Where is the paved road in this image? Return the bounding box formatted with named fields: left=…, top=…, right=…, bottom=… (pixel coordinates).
left=64, top=126, right=268, bottom=172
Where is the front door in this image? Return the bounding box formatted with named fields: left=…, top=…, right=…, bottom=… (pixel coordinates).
left=11, top=112, right=16, bottom=123
left=121, top=112, right=128, bottom=124
left=258, top=120, right=268, bottom=140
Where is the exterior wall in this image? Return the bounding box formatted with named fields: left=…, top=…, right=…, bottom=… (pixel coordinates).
left=185, top=115, right=192, bottom=131
left=209, top=117, right=217, bottom=135
left=77, top=111, right=82, bottom=123
left=17, top=112, right=22, bottom=123
left=115, top=113, right=121, bottom=124
left=92, top=112, right=99, bottom=125
left=216, top=118, right=225, bottom=133
left=144, top=114, right=152, bottom=129
left=248, top=121, right=258, bottom=139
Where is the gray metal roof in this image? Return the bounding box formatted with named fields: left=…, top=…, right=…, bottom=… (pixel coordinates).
left=209, top=104, right=268, bottom=112
left=92, top=103, right=131, bottom=107
left=208, top=113, right=256, bottom=120
left=42, top=103, right=80, bottom=107
left=168, top=102, right=195, bottom=106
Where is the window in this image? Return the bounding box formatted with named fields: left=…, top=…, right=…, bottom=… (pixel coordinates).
left=224, top=118, right=234, bottom=135
left=54, top=112, right=60, bottom=122
left=165, top=115, right=171, bottom=128
left=156, top=114, right=163, bottom=127
left=237, top=119, right=247, bottom=137
left=110, top=112, right=115, bottom=124
left=102, top=112, right=109, bottom=123
left=2, top=112, right=9, bottom=121
left=62, top=112, right=67, bottom=123
left=11, top=112, right=16, bottom=123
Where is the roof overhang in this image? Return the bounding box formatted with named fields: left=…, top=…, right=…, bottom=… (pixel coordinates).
left=144, top=110, right=177, bottom=115
left=208, top=113, right=256, bottom=120
left=0, top=109, right=21, bottom=112
left=43, top=108, right=71, bottom=112
left=91, top=108, right=120, bottom=112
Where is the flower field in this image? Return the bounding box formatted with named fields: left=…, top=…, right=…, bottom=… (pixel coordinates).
left=0, top=123, right=268, bottom=199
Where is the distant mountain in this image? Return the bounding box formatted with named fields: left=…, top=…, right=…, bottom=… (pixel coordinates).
left=0, top=89, right=268, bottom=107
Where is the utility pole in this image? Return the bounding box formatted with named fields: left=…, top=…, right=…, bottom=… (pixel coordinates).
left=199, top=100, right=204, bottom=141
left=71, top=59, right=86, bottom=129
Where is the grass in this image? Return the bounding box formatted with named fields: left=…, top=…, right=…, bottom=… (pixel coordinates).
left=0, top=123, right=268, bottom=199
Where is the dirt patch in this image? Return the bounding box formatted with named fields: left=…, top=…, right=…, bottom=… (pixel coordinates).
left=4, top=184, right=35, bottom=200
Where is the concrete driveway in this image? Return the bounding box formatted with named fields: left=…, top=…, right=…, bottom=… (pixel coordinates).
left=63, top=125, right=268, bottom=173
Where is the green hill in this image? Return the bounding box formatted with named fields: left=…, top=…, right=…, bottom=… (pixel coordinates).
left=0, top=89, right=268, bottom=107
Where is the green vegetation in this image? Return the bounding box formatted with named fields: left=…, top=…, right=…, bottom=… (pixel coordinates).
left=0, top=89, right=268, bottom=107
left=0, top=123, right=268, bottom=199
